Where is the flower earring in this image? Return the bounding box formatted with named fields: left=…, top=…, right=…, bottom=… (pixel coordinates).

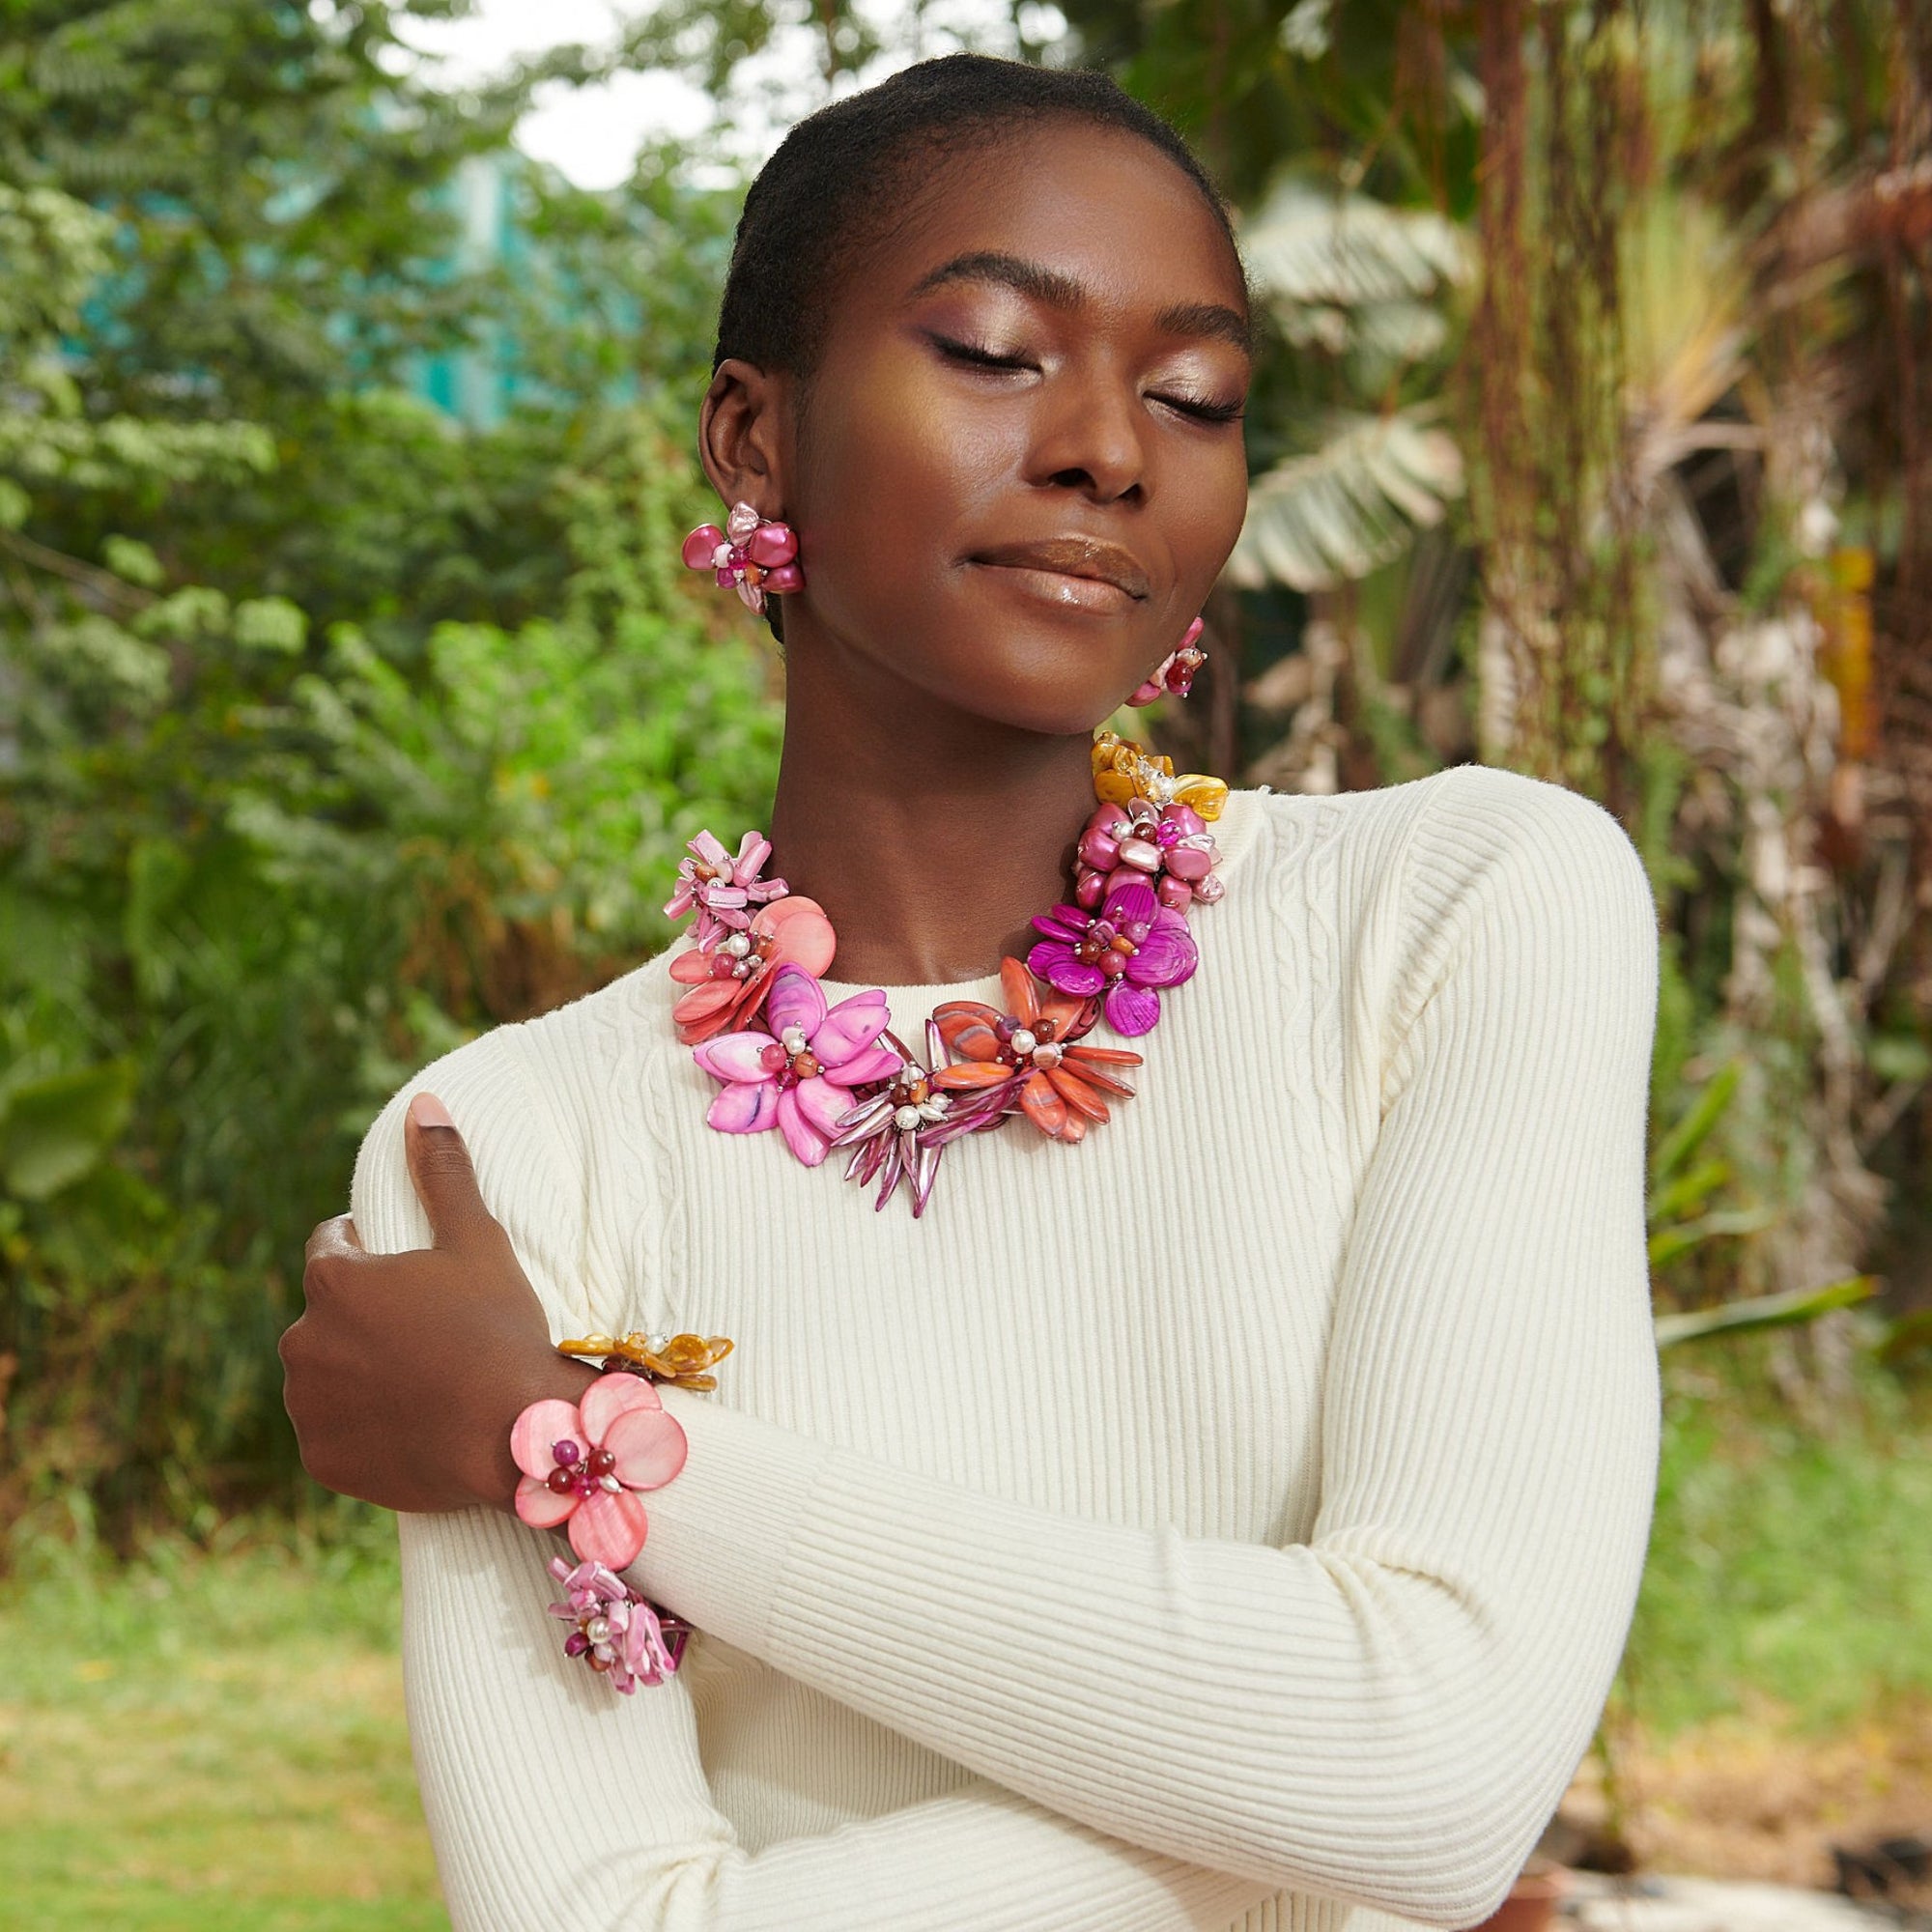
left=681, top=501, right=804, bottom=615
left=1127, top=617, right=1207, bottom=707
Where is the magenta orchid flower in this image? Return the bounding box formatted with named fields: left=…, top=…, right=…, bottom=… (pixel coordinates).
left=546, top=1556, right=686, bottom=1693
left=692, top=964, right=900, bottom=1167
left=511, top=1373, right=688, bottom=1570
left=1026, top=877, right=1198, bottom=1037
left=664, top=830, right=788, bottom=951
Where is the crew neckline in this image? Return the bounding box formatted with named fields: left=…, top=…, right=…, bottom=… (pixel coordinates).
left=811, top=786, right=1264, bottom=1004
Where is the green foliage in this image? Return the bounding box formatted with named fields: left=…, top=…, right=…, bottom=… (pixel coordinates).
left=1628, top=1364, right=1932, bottom=1734
left=0, top=1057, right=135, bottom=1204
left=1, top=414, right=780, bottom=1531
left=0, top=5, right=775, bottom=1537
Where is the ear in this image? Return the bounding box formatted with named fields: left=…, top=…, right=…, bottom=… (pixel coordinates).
left=698, top=357, right=793, bottom=517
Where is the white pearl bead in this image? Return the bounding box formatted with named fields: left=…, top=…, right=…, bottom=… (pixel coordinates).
left=600, top=1473, right=622, bottom=1492
left=894, top=1104, right=922, bottom=1131
left=1009, top=1028, right=1037, bottom=1056
left=725, top=932, right=751, bottom=957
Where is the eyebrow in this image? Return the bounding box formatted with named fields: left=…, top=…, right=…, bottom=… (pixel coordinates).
left=907, top=250, right=1254, bottom=355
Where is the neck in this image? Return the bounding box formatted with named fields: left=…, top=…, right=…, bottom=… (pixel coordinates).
left=766, top=645, right=1098, bottom=988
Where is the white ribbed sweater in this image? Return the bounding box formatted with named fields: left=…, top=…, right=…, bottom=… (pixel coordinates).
left=352, top=766, right=1662, bottom=1932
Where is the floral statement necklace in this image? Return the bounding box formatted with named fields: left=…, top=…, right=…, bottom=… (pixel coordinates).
left=664, top=732, right=1230, bottom=1216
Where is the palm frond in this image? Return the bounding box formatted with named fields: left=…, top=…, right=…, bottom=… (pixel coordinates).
left=1227, top=411, right=1463, bottom=592
left=1242, top=183, right=1471, bottom=348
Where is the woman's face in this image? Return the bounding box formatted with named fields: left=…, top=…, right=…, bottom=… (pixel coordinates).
left=729, top=121, right=1253, bottom=737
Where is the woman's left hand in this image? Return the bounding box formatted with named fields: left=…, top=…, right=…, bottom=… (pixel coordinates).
left=279, top=1094, right=595, bottom=1514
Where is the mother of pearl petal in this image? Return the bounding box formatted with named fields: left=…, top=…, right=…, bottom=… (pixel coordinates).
left=509, top=1397, right=584, bottom=1480
left=579, top=1373, right=663, bottom=1442
left=568, top=1486, right=651, bottom=1569
left=605, top=1405, right=690, bottom=1492
left=514, top=1472, right=577, bottom=1530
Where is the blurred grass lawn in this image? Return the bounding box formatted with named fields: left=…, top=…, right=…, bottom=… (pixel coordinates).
left=0, top=1517, right=446, bottom=1932
left=0, top=1364, right=1925, bottom=1929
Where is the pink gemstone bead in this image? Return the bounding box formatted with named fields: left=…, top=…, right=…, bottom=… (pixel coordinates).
left=1074, top=868, right=1107, bottom=910
left=1195, top=872, right=1227, bottom=905
left=726, top=502, right=761, bottom=542
left=746, top=523, right=797, bottom=567
left=682, top=526, right=725, bottom=570
left=761, top=561, right=804, bottom=594
left=1166, top=805, right=1206, bottom=837
left=1156, top=875, right=1193, bottom=911
left=1077, top=829, right=1119, bottom=871
left=1165, top=844, right=1211, bottom=882
left=1116, top=837, right=1161, bottom=874
left=714, top=567, right=736, bottom=587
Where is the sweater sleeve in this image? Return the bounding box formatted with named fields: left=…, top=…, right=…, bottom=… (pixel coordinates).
left=352, top=1052, right=1277, bottom=1932
left=626, top=773, right=1662, bottom=1929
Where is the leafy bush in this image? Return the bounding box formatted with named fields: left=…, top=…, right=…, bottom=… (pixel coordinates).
left=2, top=418, right=781, bottom=1537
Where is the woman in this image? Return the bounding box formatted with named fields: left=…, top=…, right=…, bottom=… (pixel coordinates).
left=281, top=53, right=1661, bottom=1932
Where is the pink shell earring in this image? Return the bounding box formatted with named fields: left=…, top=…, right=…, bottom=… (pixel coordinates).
left=1127, top=617, right=1207, bottom=707
left=680, top=501, right=804, bottom=615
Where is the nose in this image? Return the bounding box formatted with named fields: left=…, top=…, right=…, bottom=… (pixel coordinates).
left=1025, top=363, right=1148, bottom=506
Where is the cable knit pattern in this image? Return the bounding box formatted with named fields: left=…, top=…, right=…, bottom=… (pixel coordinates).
left=351, top=768, right=1662, bottom=1932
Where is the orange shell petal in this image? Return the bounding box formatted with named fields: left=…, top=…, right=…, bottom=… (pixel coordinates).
left=1046, top=1065, right=1111, bottom=1122
left=999, top=957, right=1039, bottom=1027
left=1037, top=992, right=1094, bottom=1042
left=1017, top=1068, right=1067, bottom=1137
left=1062, top=1055, right=1136, bottom=1098
left=933, top=1062, right=1013, bottom=1092
left=1066, top=1043, right=1142, bottom=1067
left=934, top=1001, right=1005, bottom=1062
left=672, top=979, right=744, bottom=1045
left=1058, top=1110, right=1089, bottom=1144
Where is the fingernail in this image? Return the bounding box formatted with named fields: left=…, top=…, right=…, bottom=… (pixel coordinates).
left=409, top=1092, right=455, bottom=1131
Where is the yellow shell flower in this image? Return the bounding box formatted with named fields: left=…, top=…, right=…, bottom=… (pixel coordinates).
left=557, top=1331, right=735, bottom=1392
left=1089, top=730, right=1229, bottom=821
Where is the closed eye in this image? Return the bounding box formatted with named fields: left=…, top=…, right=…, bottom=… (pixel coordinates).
left=1151, top=392, right=1245, bottom=426
left=929, top=332, right=1034, bottom=372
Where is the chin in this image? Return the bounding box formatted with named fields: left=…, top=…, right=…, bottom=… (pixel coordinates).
left=905, top=596, right=1151, bottom=738
left=932, top=635, right=1141, bottom=738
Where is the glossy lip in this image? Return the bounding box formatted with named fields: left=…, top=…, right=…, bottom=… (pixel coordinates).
left=968, top=536, right=1151, bottom=604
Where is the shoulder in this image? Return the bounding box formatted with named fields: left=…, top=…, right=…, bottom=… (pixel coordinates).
left=348, top=961, right=668, bottom=1261
left=1226, top=769, right=1656, bottom=1068
left=1393, top=764, right=1656, bottom=955
left=1238, top=764, right=1651, bottom=930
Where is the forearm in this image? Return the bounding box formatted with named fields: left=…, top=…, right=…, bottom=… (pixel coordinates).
left=403, top=1509, right=1273, bottom=1932
left=625, top=1362, right=1653, bottom=1926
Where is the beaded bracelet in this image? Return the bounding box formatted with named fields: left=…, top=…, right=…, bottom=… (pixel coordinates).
left=510, top=1331, right=732, bottom=1694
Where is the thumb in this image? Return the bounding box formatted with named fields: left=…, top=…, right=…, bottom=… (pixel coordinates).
left=404, top=1092, right=497, bottom=1249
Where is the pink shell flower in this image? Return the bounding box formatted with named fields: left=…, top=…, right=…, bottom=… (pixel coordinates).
left=546, top=1556, right=685, bottom=1693
left=669, top=894, right=837, bottom=1046
left=1073, top=798, right=1223, bottom=914
left=511, top=1373, right=688, bottom=1570
left=664, top=829, right=788, bottom=952
left=692, top=964, right=900, bottom=1167
left=1027, top=877, right=1198, bottom=1037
